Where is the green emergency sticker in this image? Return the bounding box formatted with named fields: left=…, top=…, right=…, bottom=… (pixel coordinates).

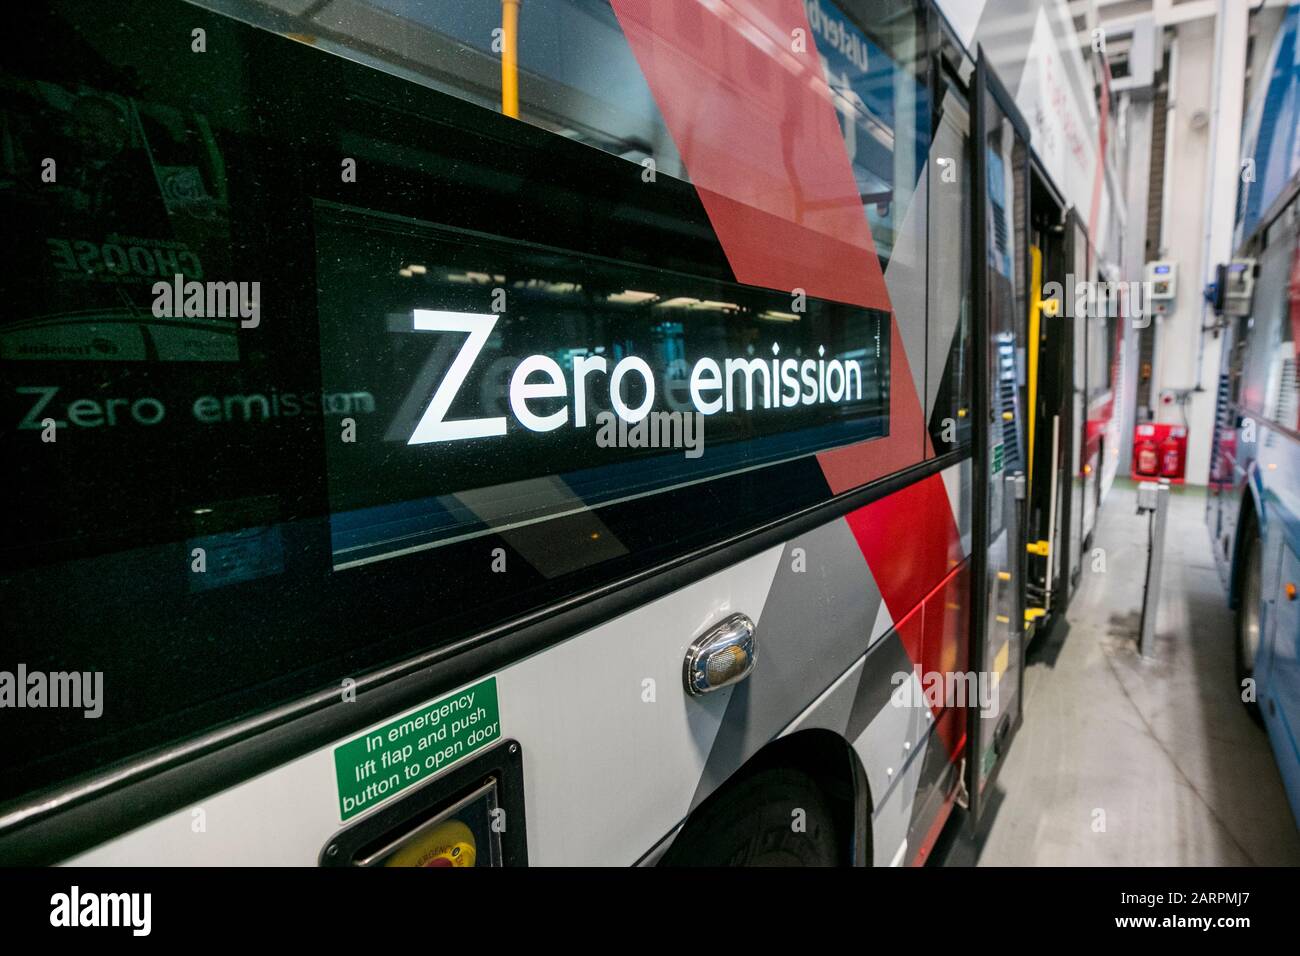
left=334, top=676, right=501, bottom=821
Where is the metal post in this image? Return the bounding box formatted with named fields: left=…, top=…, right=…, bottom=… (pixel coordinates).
left=1005, top=472, right=1026, bottom=631
left=1138, top=481, right=1171, bottom=657
left=1044, top=415, right=1061, bottom=612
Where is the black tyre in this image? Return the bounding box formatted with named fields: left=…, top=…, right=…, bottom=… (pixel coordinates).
left=1236, top=519, right=1264, bottom=724
left=660, top=767, right=842, bottom=867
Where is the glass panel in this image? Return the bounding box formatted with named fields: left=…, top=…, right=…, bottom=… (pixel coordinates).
left=1241, top=231, right=1295, bottom=426
left=975, top=85, right=1028, bottom=795
left=315, top=203, right=887, bottom=569
left=927, top=89, right=973, bottom=452
left=196, top=0, right=693, bottom=180
left=1087, top=312, right=1116, bottom=400
left=193, top=0, right=930, bottom=268
left=820, top=0, right=928, bottom=270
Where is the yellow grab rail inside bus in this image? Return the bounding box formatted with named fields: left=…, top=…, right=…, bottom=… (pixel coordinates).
left=501, top=0, right=521, bottom=118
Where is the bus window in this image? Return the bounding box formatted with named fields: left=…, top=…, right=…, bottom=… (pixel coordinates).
left=315, top=203, right=888, bottom=569
left=926, top=87, right=974, bottom=452
left=1087, top=311, right=1116, bottom=401
left=1239, top=230, right=1296, bottom=428
left=810, top=0, right=928, bottom=271
left=195, top=0, right=693, bottom=182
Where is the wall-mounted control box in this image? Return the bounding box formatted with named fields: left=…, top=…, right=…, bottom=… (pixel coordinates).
left=1219, top=258, right=1256, bottom=317
left=1144, top=260, right=1177, bottom=300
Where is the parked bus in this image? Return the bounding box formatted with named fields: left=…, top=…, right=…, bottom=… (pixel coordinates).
left=0, top=0, right=1122, bottom=865
left=1207, top=0, right=1300, bottom=828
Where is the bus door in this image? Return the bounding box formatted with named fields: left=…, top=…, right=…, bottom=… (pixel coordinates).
left=967, top=54, right=1032, bottom=823
left=1064, top=209, right=1090, bottom=596
left=1024, top=169, right=1072, bottom=630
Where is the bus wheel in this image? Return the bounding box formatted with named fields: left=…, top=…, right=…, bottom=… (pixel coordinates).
left=1236, top=520, right=1263, bottom=725
left=662, top=767, right=842, bottom=867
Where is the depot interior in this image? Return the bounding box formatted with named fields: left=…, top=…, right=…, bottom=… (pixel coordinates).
left=934, top=0, right=1300, bottom=866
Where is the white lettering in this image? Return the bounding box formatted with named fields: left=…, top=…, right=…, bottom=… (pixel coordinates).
left=408, top=311, right=507, bottom=444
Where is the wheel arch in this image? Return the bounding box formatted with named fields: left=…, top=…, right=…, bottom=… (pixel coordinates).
left=656, top=728, right=872, bottom=866
left=1229, top=476, right=1265, bottom=611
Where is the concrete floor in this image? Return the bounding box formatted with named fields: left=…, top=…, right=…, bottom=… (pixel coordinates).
left=944, top=480, right=1300, bottom=866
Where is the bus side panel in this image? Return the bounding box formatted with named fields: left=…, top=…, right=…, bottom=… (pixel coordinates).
left=0, top=0, right=932, bottom=835
left=2, top=0, right=1003, bottom=864
left=779, top=460, right=974, bottom=867
left=67, top=461, right=973, bottom=865
left=1210, top=50, right=1300, bottom=819
left=1261, top=536, right=1300, bottom=823
left=1255, top=425, right=1300, bottom=825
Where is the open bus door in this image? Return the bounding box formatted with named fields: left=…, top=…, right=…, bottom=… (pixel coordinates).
left=1024, top=168, right=1073, bottom=632
left=1064, top=208, right=1091, bottom=598
left=967, top=53, right=1031, bottom=826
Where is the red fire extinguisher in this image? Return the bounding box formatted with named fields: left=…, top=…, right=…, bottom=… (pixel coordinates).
left=1159, top=434, right=1182, bottom=479
left=1136, top=440, right=1159, bottom=476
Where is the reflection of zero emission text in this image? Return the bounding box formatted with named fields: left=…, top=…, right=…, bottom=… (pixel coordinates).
left=16, top=385, right=376, bottom=430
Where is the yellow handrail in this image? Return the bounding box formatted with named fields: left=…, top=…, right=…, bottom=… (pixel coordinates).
left=501, top=0, right=521, bottom=118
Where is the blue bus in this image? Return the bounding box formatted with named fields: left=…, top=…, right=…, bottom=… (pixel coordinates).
left=1207, top=1, right=1300, bottom=828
